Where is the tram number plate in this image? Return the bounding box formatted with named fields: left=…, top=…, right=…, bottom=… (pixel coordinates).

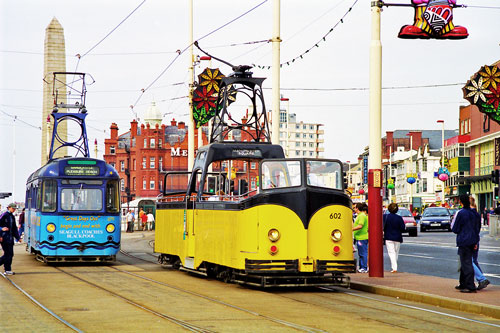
left=330, top=213, right=341, bottom=219
left=64, top=166, right=99, bottom=176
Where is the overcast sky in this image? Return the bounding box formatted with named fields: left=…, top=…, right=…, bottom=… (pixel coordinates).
left=1, top=0, right=500, bottom=205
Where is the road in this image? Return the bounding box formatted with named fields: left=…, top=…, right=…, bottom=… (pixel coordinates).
left=387, top=230, right=500, bottom=285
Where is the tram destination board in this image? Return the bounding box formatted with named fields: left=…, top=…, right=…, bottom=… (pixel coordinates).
left=64, top=165, right=100, bottom=176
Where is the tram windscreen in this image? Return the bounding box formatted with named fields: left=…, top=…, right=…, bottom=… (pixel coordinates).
left=306, top=160, right=342, bottom=189
left=61, top=188, right=103, bottom=211
left=261, top=161, right=301, bottom=189
left=106, top=180, right=120, bottom=213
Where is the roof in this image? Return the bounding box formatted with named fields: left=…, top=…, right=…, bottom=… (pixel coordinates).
left=391, top=130, right=459, bottom=150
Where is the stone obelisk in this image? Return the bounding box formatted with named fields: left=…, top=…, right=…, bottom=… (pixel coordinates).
left=42, top=17, right=67, bottom=164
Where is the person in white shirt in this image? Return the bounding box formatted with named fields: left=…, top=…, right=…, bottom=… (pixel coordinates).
left=147, top=211, right=155, bottom=231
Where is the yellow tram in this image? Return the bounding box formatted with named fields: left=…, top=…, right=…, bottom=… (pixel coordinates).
left=155, top=142, right=355, bottom=287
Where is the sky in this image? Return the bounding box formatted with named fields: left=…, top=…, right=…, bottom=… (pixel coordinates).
left=1, top=0, right=500, bottom=206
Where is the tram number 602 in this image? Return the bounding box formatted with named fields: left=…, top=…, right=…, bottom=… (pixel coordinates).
left=329, top=212, right=341, bottom=219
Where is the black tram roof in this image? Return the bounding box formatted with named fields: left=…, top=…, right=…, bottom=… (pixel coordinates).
left=193, top=142, right=285, bottom=170
left=26, top=157, right=119, bottom=183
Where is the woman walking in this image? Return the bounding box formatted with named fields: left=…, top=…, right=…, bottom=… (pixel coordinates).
left=384, top=203, right=406, bottom=273
left=353, top=203, right=369, bottom=273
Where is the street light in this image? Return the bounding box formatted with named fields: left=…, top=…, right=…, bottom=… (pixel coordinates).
left=346, top=160, right=351, bottom=190
left=437, top=120, right=445, bottom=205
left=406, top=133, right=415, bottom=211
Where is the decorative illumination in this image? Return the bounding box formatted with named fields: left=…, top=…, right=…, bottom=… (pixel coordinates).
left=331, top=229, right=342, bottom=242
left=463, top=64, right=500, bottom=124
left=268, top=229, right=280, bottom=242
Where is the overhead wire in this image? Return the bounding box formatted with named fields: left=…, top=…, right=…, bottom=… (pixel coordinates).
left=131, top=0, right=269, bottom=109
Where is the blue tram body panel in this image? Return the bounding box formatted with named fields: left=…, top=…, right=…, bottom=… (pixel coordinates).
left=25, top=157, right=121, bottom=262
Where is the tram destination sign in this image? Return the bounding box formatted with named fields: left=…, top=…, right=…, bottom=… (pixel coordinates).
left=231, top=149, right=262, bottom=158
left=64, top=165, right=100, bottom=176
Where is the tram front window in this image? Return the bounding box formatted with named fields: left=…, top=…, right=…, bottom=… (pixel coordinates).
left=41, top=179, right=57, bottom=212
left=261, top=161, right=301, bottom=189
left=61, top=188, right=103, bottom=211
left=106, top=180, right=120, bottom=213
left=306, top=160, right=342, bottom=190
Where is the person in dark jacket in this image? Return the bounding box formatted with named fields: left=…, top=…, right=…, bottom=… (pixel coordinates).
left=452, top=195, right=481, bottom=293
left=18, top=208, right=25, bottom=241
left=0, top=203, right=21, bottom=275
left=383, top=203, right=406, bottom=273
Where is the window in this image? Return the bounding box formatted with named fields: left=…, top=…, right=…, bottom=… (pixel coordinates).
left=61, top=187, right=102, bottom=211
left=261, top=161, right=301, bottom=189
left=142, top=157, right=146, bottom=169
left=133, top=177, right=136, bottom=191
left=309, top=143, right=314, bottom=147
left=120, top=179, right=125, bottom=191
left=310, top=125, right=314, bottom=130
left=243, top=162, right=247, bottom=172
left=422, top=159, right=427, bottom=171
left=303, top=125, right=307, bottom=129
left=133, top=159, right=136, bottom=171
left=120, top=160, right=125, bottom=172
left=303, top=151, right=307, bottom=156
left=296, top=125, right=300, bottom=129
left=144, top=138, right=147, bottom=148
left=251, top=178, right=256, bottom=190
left=295, top=142, right=300, bottom=147
left=150, top=138, right=155, bottom=148
left=310, top=134, right=314, bottom=139
left=41, top=179, right=57, bottom=212
left=143, top=178, right=147, bottom=189
left=310, top=152, right=313, bottom=156
left=303, top=134, right=307, bottom=138
left=251, top=162, right=256, bottom=169
left=295, top=133, right=300, bottom=138
left=159, top=157, right=163, bottom=170
left=306, top=160, right=343, bottom=189
left=296, top=150, right=300, bottom=155
left=303, top=142, right=307, bottom=147
left=110, top=162, right=115, bottom=169
left=422, top=178, right=428, bottom=192
left=106, top=180, right=120, bottom=213
left=150, top=179, right=155, bottom=189
left=110, top=145, right=115, bottom=154
left=150, top=157, right=155, bottom=169
left=159, top=139, right=162, bottom=148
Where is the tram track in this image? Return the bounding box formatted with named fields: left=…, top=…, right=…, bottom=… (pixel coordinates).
left=118, top=248, right=500, bottom=331
left=53, top=266, right=214, bottom=333
left=0, top=272, right=83, bottom=333
left=117, top=249, right=327, bottom=332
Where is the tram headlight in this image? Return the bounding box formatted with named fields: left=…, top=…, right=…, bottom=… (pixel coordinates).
left=331, top=229, right=342, bottom=242
left=46, top=223, right=56, bottom=233
left=106, top=223, right=115, bottom=233
left=268, top=228, right=280, bottom=242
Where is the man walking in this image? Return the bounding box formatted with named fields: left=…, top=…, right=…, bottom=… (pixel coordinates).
left=0, top=203, right=21, bottom=275
left=452, top=195, right=480, bottom=293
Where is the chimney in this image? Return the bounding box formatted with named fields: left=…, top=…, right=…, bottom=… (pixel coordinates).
left=110, top=123, right=119, bottom=139
left=130, top=120, right=138, bottom=138
left=410, top=131, right=422, bottom=150
left=178, top=121, right=185, bottom=129
left=171, top=118, right=177, bottom=127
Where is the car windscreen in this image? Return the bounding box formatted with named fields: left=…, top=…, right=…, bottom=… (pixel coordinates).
left=423, top=208, right=449, bottom=217
left=397, top=209, right=413, bottom=217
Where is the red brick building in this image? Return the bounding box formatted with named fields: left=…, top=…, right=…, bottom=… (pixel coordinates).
left=103, top=104, right=266, bottom=203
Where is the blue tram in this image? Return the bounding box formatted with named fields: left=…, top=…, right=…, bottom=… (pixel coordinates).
left=24, top=157, right=121, bottom=262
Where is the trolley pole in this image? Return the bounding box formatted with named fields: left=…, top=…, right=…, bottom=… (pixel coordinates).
left=271, top=0, right=281, bottom=145
left=188, top=0, right=195, bottom=171
left=368, top=1, right=383, bottom=278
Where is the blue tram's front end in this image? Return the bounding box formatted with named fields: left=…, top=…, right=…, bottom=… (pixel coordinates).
left=26, top=158, right=121, bottom=262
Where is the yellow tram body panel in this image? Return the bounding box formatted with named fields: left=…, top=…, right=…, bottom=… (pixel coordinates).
left=155, top=202, right=354, bottom=273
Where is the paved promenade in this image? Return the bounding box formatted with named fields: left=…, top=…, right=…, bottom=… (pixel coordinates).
left=348, top=271, right=500, bottom=319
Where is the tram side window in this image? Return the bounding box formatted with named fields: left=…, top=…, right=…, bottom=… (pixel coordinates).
left=106, top=180, right=120, bottom=213
left=42, top=179, right=57, bottom=212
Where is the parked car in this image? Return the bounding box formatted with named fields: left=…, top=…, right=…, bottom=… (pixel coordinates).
left=383, top=207, right=418, bottom=237
left=420, top=207, right=452, bottom=232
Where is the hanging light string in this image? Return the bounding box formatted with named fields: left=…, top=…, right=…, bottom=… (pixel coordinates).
left=253, top=0, right=359, bottom=70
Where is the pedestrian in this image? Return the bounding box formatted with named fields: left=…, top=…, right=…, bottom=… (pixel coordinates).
left=383, top=203, right=406, bottom=273
left=482, top=208, right=488, bottom=226
left=452, top=195, right=480, bottom=293
left=18, top=208, right=25, bottom=242
left=125, top=210, right=134, bottom=233
left=469, top=197, right=490, bottom=290
left=141, top=210, right=148, bottom=231
left=0, top=203, right=21, bottom=275
left=147, top=210, right=155, bottom=231
left=353, top=202, right=369, bottom=273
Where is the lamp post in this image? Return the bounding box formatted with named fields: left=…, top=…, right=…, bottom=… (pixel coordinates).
left=386, top=144, right=392, bottom=201
left=406, top=133, right=414, bottom=211
left=437, top=120, right=445, bottom=205
left=368, top=1, right=383, bottom=278
left=346, top=160, right=351, bottom=190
